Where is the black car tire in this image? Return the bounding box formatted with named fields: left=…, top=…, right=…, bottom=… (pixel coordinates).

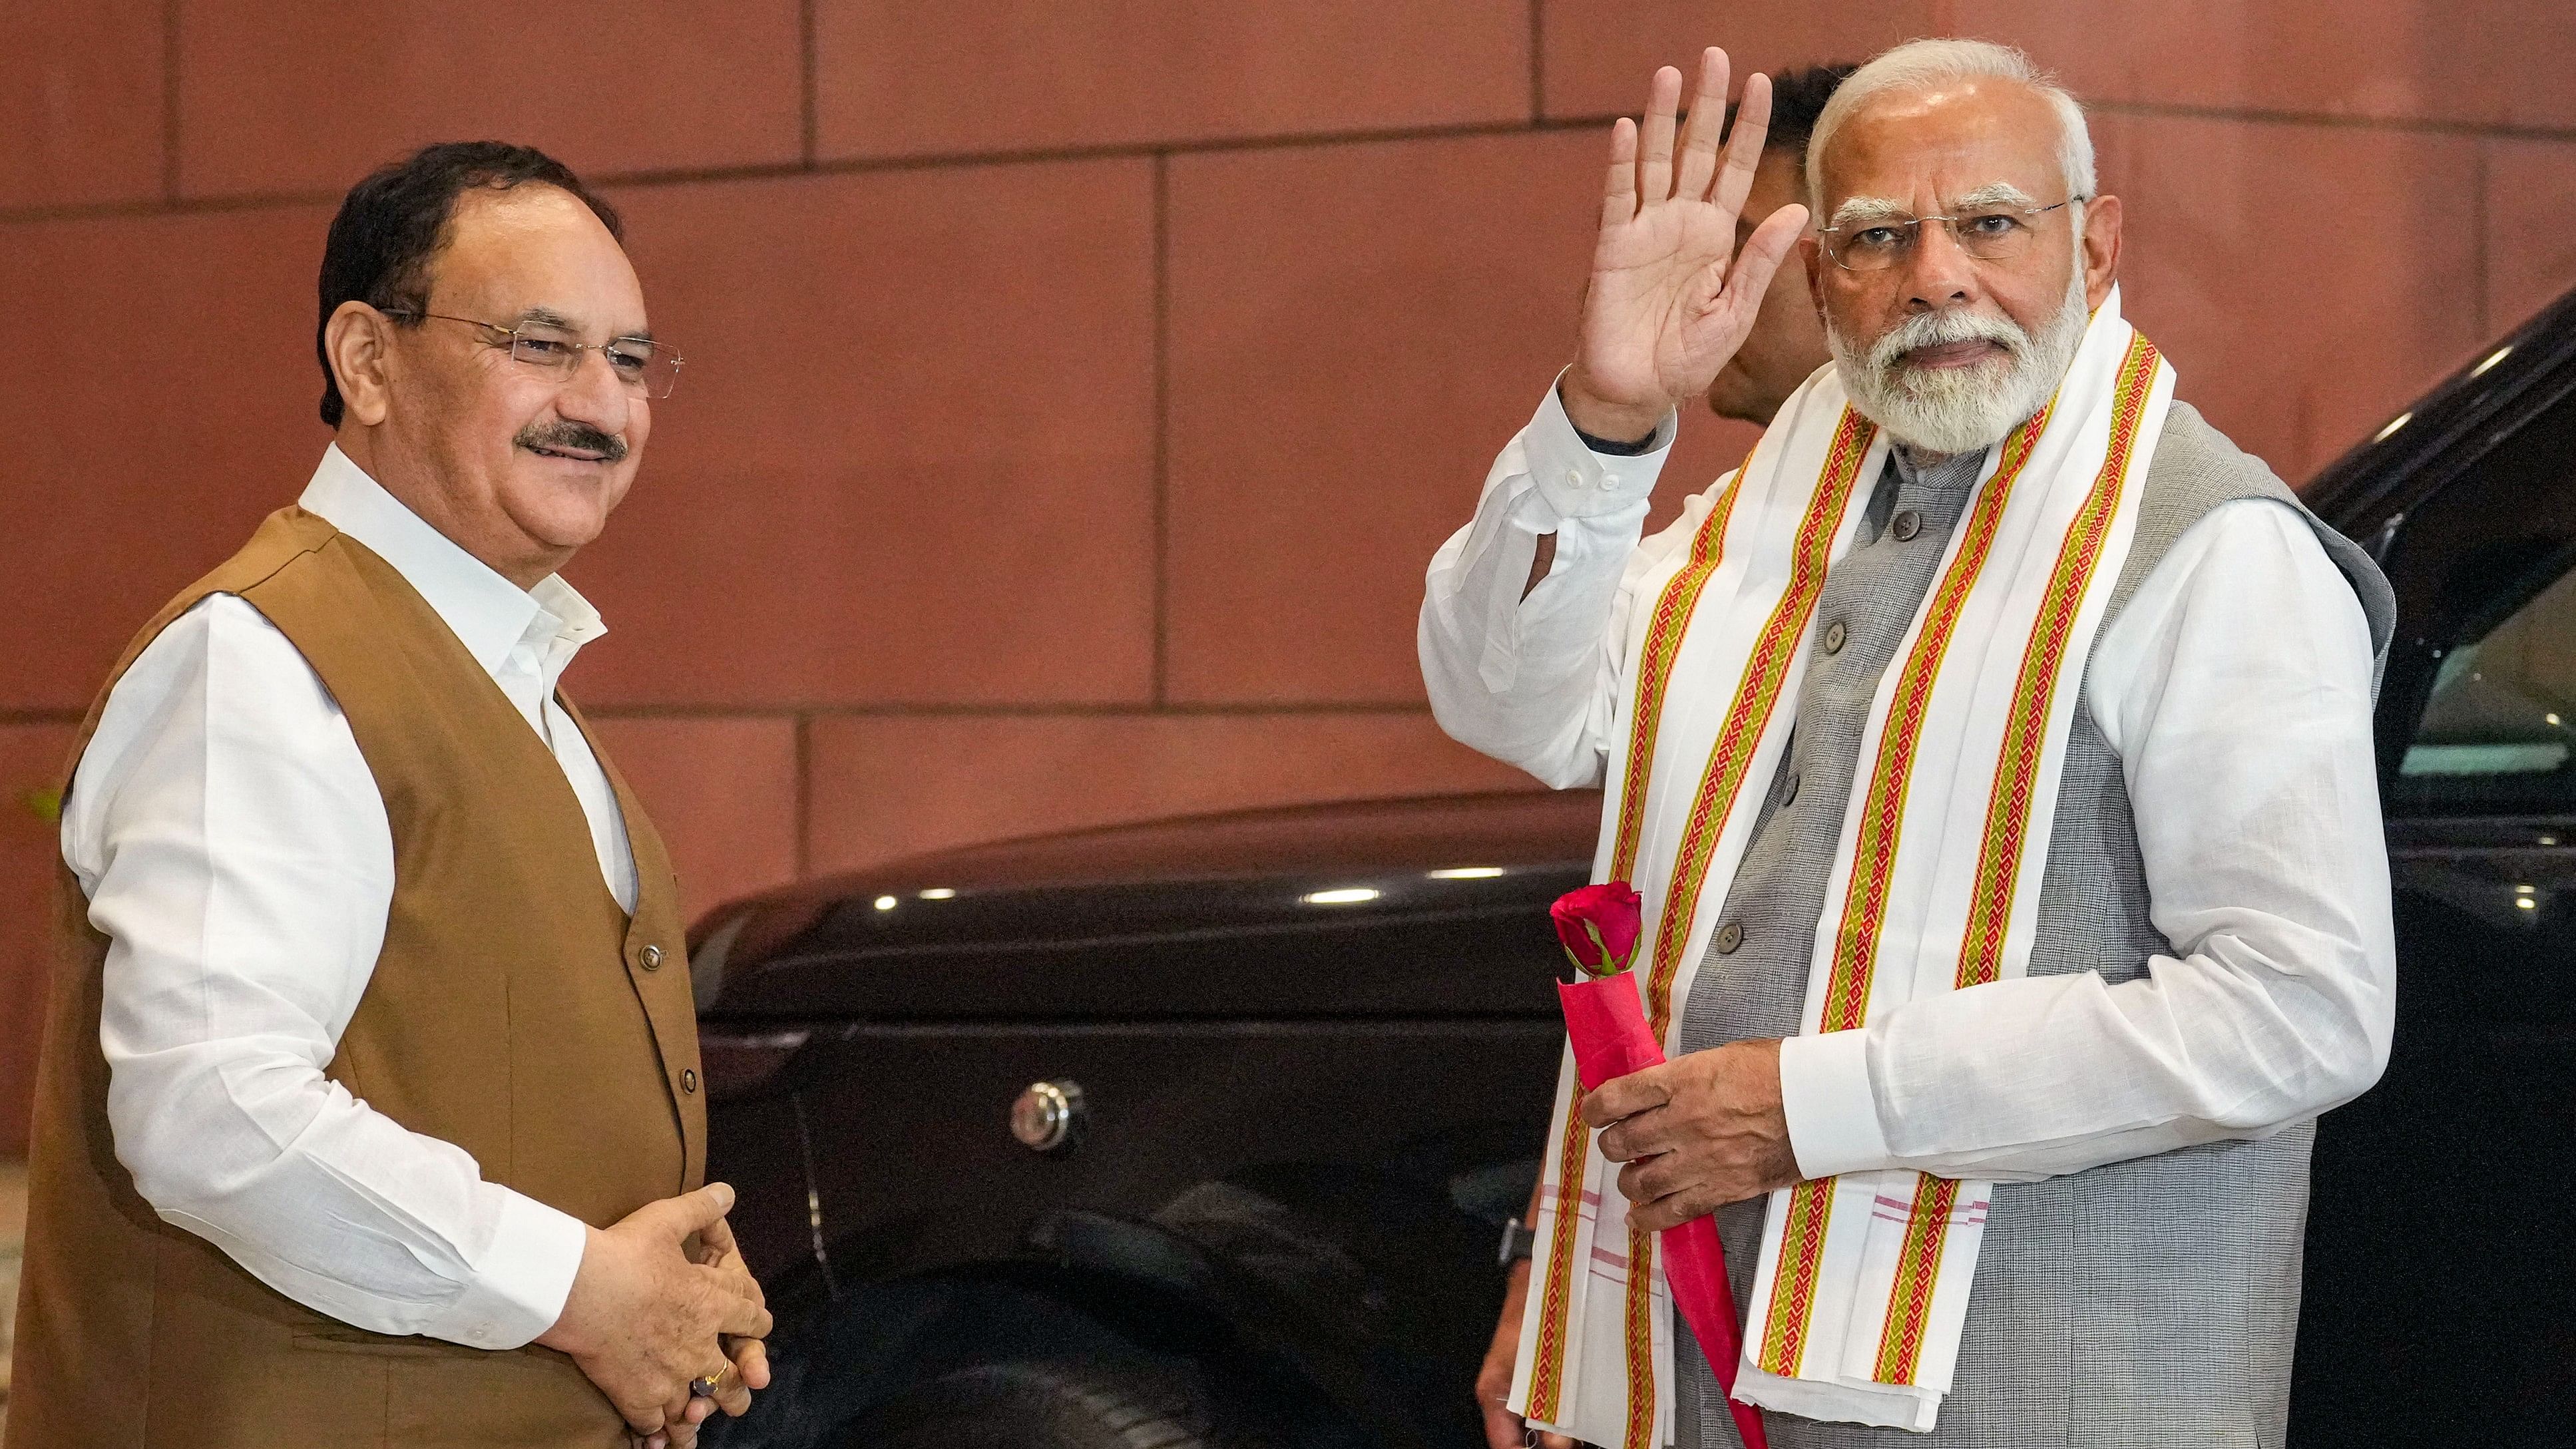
left=839, top=1358, right=1270, bottom=1449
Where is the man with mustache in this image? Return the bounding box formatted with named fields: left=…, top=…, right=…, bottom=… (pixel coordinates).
left=13, top=142, right=770, bottom=1448
left=1428, top=38, right=2394, bottom=1449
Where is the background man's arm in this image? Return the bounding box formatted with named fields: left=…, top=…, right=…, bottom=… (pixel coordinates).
left=1775, top=499, right=2395, bottom=1183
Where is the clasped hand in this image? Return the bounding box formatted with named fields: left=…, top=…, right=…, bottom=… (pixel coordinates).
left=1580, top=1039, right=1801, bottom=1232
left=537, top=1181, right=775, bottom=1449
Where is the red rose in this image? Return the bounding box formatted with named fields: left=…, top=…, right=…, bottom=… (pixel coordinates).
left=1551, top=881, right=1643, bottom=977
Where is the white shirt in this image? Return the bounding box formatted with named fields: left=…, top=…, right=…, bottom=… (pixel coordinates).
left=1422, top=385, right=2397, bottom=1184
left=63, top=445, right=636, bottom=1349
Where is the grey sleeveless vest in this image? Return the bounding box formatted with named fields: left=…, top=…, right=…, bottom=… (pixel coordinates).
left=1669, top=401, right=2396, bottom=1449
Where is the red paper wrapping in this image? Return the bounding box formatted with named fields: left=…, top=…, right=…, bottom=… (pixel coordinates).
left=1557, top=971, right=1769, bottom=1449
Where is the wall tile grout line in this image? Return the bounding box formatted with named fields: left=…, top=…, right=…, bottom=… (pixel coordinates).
left=8, top=103, right=2571, bottom=230
left=2473, top=138, right=2492, bottom=341
left=160, top=0, right=182, bottom=201
left=799, top=0, right=820, bottom=168
left=5, top=102, right=2576, bottom=229
left=1528, top=0, right=1546, bottom=123
left=793, top=712, right=813, bottom=877
left=1151, top=151, right=1172, bottom=709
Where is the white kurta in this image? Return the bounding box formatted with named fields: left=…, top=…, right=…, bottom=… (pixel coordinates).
left=63, top=445, right=634, bottom=1350
left=1420, top=379, right=2394, bottom=1189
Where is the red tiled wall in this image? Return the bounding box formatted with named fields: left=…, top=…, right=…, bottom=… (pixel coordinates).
left=3, top=3, right=2573, bottom=1150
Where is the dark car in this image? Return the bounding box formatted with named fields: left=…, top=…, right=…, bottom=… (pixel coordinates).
left=695, top=286, right=2576, bottom=1449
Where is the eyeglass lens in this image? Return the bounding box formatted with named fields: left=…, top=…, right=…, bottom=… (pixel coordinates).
left=1830, top=211, right=2045, bottom=273
left=507, top=325, right=682, bottom=399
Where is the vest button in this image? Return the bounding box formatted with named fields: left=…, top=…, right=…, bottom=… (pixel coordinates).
left=1822, top=621, right=1847, bottom=656
left=681, top=1068, right=699, bottom=1094
left=639, top=944, right=663, bottom=972
left=1892, top=509, right=1923, bottom=542
left=1714, top=921, right=1744, bottom=955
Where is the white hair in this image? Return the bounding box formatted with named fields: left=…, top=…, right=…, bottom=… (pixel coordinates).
left=1805, top=38, right=2096, bottom=214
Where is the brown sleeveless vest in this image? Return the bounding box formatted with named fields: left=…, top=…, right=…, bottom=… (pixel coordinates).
left=8, top=507, right=706, bottom=1448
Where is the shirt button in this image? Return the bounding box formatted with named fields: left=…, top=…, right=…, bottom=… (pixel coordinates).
left=1779, top=773, right=1800, bottom=807
left=1565, top=467, right=1590, bottom=491
left=1892, top=509, right=1923, bottom=542
left=682, top=1068, right=700, bottom=1094
left=639, top=944, right=663, bottom=972
left=1714, top=921, right=1744, bottom=955
left=1822, top=621, right=1848, bottom=656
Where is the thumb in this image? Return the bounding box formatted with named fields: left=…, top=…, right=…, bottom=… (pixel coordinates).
left=644, top=1181, right=737, bottom=1240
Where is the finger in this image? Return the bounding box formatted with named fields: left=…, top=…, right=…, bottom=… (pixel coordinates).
left=734, top=1337, right=774, bottom=1394
left=1578, top=1067, right=1673, bottom=1129
left=1481, top=1396, right=1523, bottom=1449
left=715, top=1370, right=755, bottom=1420
left=1697, top=202, right=1811, bottom=325
left=1596, top=1103, right=1675, bottom=1163
left=618, top=1395, right=668, bottom=1437
left=646, top=1181, right=739, bottom=1241
left=1619, top=1155, right=1675, bottom=1206
left=683, top=1397, right=716, bottom=1427
left=1637, top=65, right=1683, bottom=204
left=706, top=1270, right=776, bottom=1339
left=1600, top=116, right=1640, bottom=230
left=1672, top=47, right=1732, bottom=204
left=1712, top=71, right=1775, bottom=219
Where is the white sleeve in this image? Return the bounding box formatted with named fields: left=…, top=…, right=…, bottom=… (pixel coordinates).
left=1778, top=499, right=2395, bottom=1182
left=66, top=595, right=589, bottom=1348
left=1419, top=375, right=1683, bottom=789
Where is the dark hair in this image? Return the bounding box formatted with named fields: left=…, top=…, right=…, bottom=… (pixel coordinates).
left=1729, top=63, right=1858, bottom=160
left=314, top=141, right=624, bottom=427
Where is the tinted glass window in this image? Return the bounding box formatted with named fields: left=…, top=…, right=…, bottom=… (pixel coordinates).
left=2396, top=563, right=2576, bottom=813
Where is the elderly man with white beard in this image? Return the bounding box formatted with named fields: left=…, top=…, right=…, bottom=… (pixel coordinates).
left=1426, top=37, right=2397, bottom=1449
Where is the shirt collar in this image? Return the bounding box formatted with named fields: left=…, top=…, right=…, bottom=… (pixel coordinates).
left=1888, top=442, right=1991, bottom=497
left=298, top=445, right=608, bottom=681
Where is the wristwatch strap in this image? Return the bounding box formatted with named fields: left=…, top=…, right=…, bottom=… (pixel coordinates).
left=1498, top=1215, right=1538, bottom=1266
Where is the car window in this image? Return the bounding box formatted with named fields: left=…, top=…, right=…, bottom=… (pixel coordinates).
left=2394, top=562, right=2576, bottom=814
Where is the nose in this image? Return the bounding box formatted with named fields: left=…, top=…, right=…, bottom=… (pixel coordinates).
left=1897, top=218, right=1980, bottom=313
left=556, top=344, right=634, bottom=435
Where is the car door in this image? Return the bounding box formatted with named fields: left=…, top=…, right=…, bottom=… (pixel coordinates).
left=2290, top=304, right=2576, bottom=1446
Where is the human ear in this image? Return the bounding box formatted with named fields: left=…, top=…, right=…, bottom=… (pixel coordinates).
left=2079, top=193, right=2123, bottom=310
left=1801, top=235, right=1826, bottom=320
left=324, top=301, right=398, bottom=428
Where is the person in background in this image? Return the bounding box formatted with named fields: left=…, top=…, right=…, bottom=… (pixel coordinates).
left=12, top=142, right=769, bottom=1449
left=1434, top=38, right=2394, bottom=1448
left=1703, top=63, right=1855, bottom=429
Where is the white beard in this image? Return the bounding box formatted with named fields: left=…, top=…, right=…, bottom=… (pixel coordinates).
left=1828, top=263, right=2090, bottom=456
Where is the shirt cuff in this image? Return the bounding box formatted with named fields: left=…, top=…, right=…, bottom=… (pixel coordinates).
left=1779, top=1029, right=1895, bottom=1179
left=1524, top=371, right=1673, bottom=520
left=423, top=1189, right=589, bottom=1350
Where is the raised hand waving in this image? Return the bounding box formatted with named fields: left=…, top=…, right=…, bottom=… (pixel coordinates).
left=1561, top=49, right=1813, bottom=443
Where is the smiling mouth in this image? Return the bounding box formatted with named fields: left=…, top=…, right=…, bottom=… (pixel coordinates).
left=524, top=443, right=610, bottom=462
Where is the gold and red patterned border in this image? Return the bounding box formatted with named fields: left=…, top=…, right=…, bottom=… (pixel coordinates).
left=1613, top=407, right=1875, bottom=1445
left=1869, top=332, right=2163, bottom=1388
left=1526, top=409, right=1876, bottom=1434
left=1815, top=408, right=2050, bottom=1036
left=1952, top=334, right=2160, bottom=991
left=1526, top=469, right=1747, bottom=1424
left=1751, top=409, right=2048, bottom=1379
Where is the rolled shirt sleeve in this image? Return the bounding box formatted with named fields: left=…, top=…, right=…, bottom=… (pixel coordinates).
left=69, top=595, right=587, bottom=1348
left=1420, top=374, right=1679, bottom=787
left=1778, top=498, right=2396, bottom=1183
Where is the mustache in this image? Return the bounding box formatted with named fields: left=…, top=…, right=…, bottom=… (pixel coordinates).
left=1866, top=307, right=2031, bottom=377
left=514, top=419, right=630, bottom=464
